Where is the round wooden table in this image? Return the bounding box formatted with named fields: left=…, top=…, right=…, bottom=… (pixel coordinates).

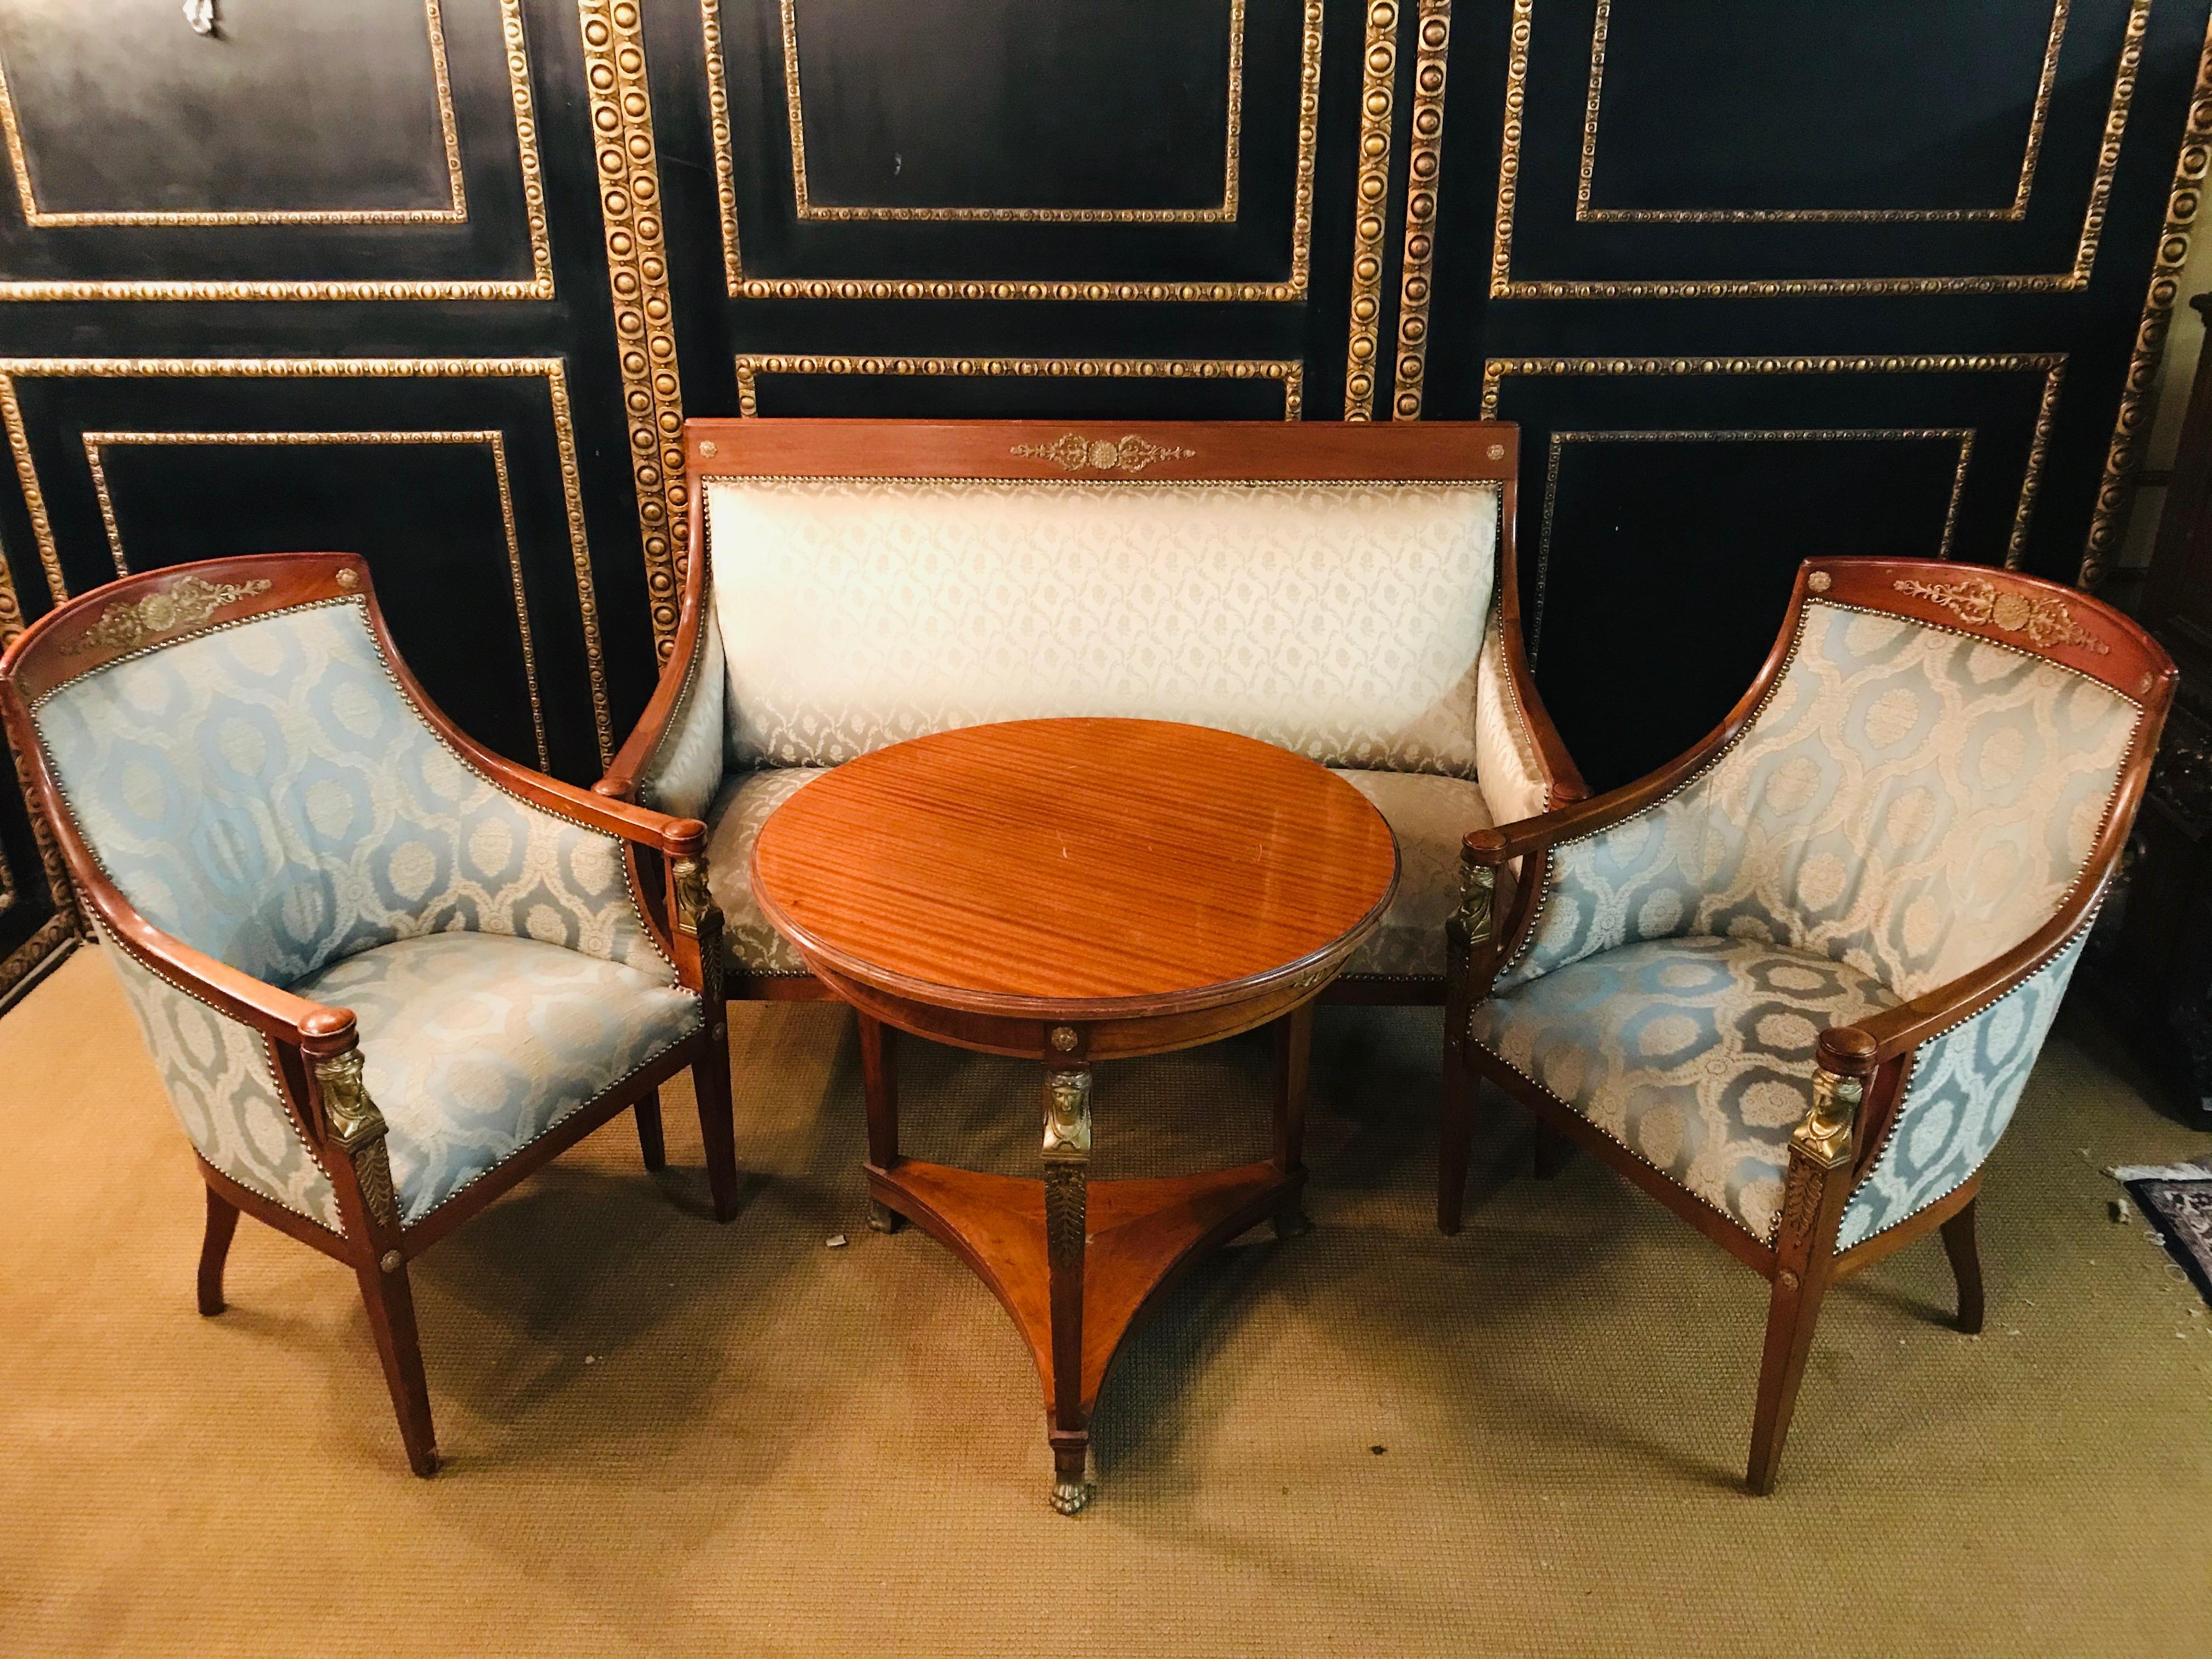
left=751, top=718, right=1399, bottom=1514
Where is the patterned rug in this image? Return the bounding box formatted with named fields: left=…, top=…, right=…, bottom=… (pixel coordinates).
left=2119, top=1164, right=2212, bottom=1307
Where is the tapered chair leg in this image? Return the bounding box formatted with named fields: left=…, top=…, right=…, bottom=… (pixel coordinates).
left=1746, top=1265, right=1832, bottom=1495
left=1437, top=1056, right=1476, bottom=1237
left=355, top=1256, right=439, bottom=1477
left=197, top=1185, right=240, bottom=1317
left=634, top=1088, right=668, bottom=1172
left=693, top=1030, right=741, bottom=1224
left=1940, top=1199, right=1985, bottom=1335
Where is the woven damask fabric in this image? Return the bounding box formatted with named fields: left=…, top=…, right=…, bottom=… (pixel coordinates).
left=1838, top=930, right=2089, bottom=1250
left=1470, top=936, right=1901, bottom=1239
left=100, top=930, right=341, bottom=1232
left=291, top=933, right=700, bottom=1224
left=702, top=763, right=1494, bottom=983
left=1472, top=605, right=1550, bottom=829
left=704, top=477, right=1499, bottom=777
left=634, top=591, right=728, bottom=824
left=1498, top=601, right=2138, bottom=999
left=32, top=599, right=666, bottom=987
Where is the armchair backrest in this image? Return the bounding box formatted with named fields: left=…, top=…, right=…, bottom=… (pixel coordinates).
left=676, top=420, right=1565, bottom=806
left=1502, top=559, right=2166, bottom=1001
left=3, top=555, right=659, bottom=989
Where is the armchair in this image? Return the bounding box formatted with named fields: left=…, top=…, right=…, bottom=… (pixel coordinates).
left=0, top=554, right=740, bottom=1476
left=1441, top=557, right=2173, bottom=1491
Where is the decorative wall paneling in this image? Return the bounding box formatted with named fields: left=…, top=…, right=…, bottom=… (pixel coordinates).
left=1, top=0, right=2209, bottom=1001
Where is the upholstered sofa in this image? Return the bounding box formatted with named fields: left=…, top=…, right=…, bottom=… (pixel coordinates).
left=600, top=419, right=1585, bottom=1009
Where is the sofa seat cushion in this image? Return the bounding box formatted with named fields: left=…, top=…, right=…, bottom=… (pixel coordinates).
left=292, top=933, right=700, bottom=1224
left=706, top=764, right=1492, bottom=983
left=1468, top=937, right=1899, bottom=1239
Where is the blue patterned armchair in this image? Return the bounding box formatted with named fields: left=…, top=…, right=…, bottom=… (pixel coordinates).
left=1441, top=557, right=2172, bottom=1492
left=0, top=554, right=740, bottom=1476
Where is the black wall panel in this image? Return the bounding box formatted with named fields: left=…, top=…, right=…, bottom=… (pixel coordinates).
left=0, top=0, right=2205, bottom=1000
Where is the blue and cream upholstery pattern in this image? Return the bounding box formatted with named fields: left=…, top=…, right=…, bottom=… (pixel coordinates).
left=28, top=594, right=687, bottom=1232
left=683, top=474, right=1552, bottom=981
left=1472, top=937, right=1900, bottom=1238
left=633, top=588, right=727, bottom=823
left=1838, top=929, right=2089, bottom=1249
left=1475, top=596, right=2143, bottom=1245
left=291, top=933, right=700, bottom=1224
left=101, top=924, right=341, bottom=1229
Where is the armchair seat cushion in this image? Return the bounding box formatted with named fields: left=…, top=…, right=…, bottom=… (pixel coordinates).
left=703, top=762, right=1495, bottom=982
left=1468, top=936, right=1899, bottom=1239
left=292, top=933, right=700, bottom=1224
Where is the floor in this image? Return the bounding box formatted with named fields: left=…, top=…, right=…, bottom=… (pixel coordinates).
left=2, top=945, right=2208, bottom=1658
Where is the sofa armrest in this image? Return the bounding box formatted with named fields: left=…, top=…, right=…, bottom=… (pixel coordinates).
left=603, top=546, right=725, bottom=818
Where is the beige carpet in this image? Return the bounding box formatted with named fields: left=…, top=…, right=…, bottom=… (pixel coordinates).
left=2, top=945, right=2208, bottom=1658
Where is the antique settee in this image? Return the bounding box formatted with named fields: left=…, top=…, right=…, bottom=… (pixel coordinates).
left=599, top=419, right=1586, bottom=1012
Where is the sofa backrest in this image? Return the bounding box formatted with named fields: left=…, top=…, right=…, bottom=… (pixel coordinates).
left=703, top=475, right=1499, bottom=777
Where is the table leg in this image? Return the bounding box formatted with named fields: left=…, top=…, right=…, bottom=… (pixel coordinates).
left=859, top=1015, right=904, bottom=1233
left=1271, top=1001, right=1315, bottom=1238
left=1042, top=1063, right=1093, bottom=1514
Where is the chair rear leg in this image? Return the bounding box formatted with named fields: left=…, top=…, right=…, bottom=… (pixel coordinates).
left=197, top=1185, right=240, bottom=1316
left=355, top=1256, right=439, bottom=1477
left=634, top=1088, right=668, bottom=1172
left=1746, top=1264, right=1832, bottom=1495
left=1940, top=1199, right=1985, bottom=1335
left=693, top=1028, right=741, bottom=1224
left=1437, top=1054, right=1476, bottom=1237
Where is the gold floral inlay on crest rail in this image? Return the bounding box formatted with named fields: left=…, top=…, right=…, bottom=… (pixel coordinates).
left=59, top=575, right=273, bottom=658
left=1012, top=434, right=1198, bottom=474
left=1892, top=576, right=2109, bottom=654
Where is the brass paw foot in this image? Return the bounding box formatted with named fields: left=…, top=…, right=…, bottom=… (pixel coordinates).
left=1049, top=1477, right=1092, bottom=1515
left=867, top=1198, right=904, bottom=1234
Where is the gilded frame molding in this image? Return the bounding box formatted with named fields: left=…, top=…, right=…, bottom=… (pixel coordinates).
left=580, top=0, right=690, bottom=661
left=1390, top=0, right=1451, bottom=420
left=2083, top=8, right=2212, bottom=585
left=0, top=0, right=551, bottom=301
left=1482, top=354, right=2065, bottom=569
left=1492, top=0, right=2148, bottom=298
left=705, top=0, right=1323, bottom=300
left=1343, top=1, right=1402, bottom=417
left=1574, top=0, right=2070, bottom=224
left=79, top=429, right=551, bottom=771
left=781, top=0, right=1246, bottom=223
left=0, top=357, right=612, bottom=764
left=1531, top=426, right=1977, bottom=658
left=0, top=0, right=467, bottom=228
left=0, top=528, right=78, bottom=956
left=732, top=354, right=1305, bottom=420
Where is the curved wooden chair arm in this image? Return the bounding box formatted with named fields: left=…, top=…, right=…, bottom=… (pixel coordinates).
left=89, top=883, right=351, bottom=1049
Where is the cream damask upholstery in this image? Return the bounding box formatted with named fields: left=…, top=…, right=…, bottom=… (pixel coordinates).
left=634, top=475, right=1550, bottom=981
left=1476, top=597, right=2141, bottom=1246
left=27, top=595, right=698, bottom=1229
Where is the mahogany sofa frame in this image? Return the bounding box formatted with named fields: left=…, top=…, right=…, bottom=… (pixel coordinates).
left=601, top=417, right=1587, bottom=1020
left=1439, top=556, right=2176, bottom=1493
left=0, top=553, right=741, bottom=1478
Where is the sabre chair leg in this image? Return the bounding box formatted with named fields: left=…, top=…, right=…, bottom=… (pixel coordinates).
left=692, top=1024, right=741, bottom=1225
left=1746, top=1263, right=1832, bottom=1496
left=356, top=1254, right=439, bottom=1477
left=1271, top=1002, right=1314, bottom=1239
left=633, top=1088, right=668, bottom=1173
left=1941, top=1199, right=1985, bottom=1336
left=1437, top=1056, right=1477, bottom=1237
left=197, top=1184, right=240, bottom=1316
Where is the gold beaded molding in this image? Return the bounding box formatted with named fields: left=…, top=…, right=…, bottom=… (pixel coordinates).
left=733, top=356, right=1304, bottom=421
left=1342, top=1, right=1400, bottom=419
left=0, top=0, right=552, bottom=300
left=2082, top=10, right=2212, bottom=586
left=1483, top=354, right=2066, bottom=569
left=1491, top=0, right=2149, bottom=298
left=580, top=0, right=689, bottom=661
left=1390, top=0, right=1450, bottom=419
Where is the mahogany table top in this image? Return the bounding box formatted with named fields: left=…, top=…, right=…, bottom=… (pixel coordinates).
left=749, top=718, right=1400, bottom=1020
